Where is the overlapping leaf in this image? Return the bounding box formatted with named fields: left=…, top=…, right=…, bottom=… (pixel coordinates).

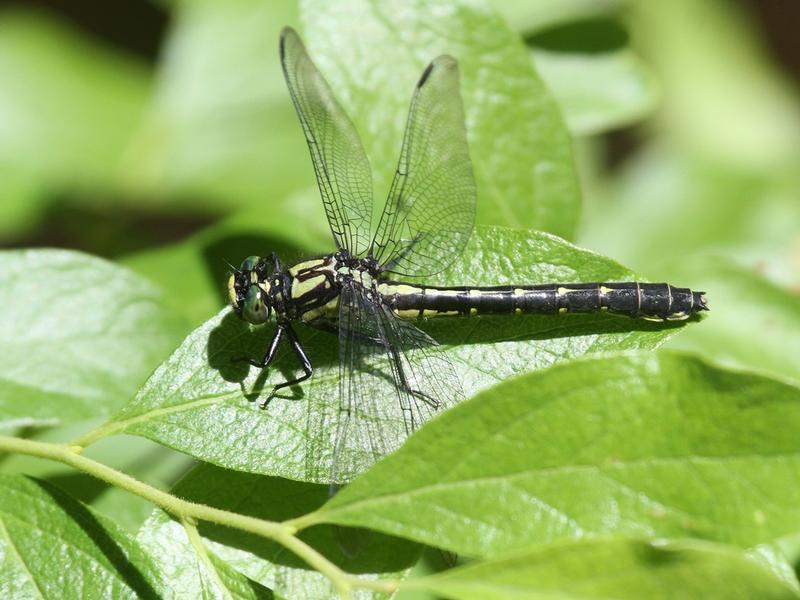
left=409, top=538, right=800, bottom=600
left=0, top=250, right=187, bottom=428
left=137, top=463, right=416, bottom=599
left=309, top=351, right=800, bottom=556
left=0, top=474, right=166, bottom=598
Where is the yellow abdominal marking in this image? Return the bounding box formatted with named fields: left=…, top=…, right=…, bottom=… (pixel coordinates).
left=558, top=307, right=568, bottom=314
left=599, top=286, right=612, bottom=295
left=423, top=309, right=459, bottom=317
left=394, top=308, right=420, bottom=318
left=378, top=283, right=423, bottom=296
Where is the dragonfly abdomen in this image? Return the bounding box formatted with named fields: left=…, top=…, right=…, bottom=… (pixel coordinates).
left=380, top=282, right=707, bottom=322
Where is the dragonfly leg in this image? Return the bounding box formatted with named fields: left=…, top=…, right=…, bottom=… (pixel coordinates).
left=234, top=325, right=285, bottom=369
left=263, top=324, right=313, bottom=408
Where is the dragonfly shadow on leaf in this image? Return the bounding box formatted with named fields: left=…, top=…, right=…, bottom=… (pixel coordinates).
left=206, top=310, right=340, bottom=405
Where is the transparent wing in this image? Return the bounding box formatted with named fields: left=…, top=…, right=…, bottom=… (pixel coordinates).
left=331, top=281, right=463, bottom=485
left=280, top=27, right=373, bottom=255
left=371, top=55, right=476, bottom=277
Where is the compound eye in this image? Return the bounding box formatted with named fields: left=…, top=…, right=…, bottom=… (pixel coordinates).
left=242, top=286, right=270, bottom=324
left=240, top=256, right=261, bottom=272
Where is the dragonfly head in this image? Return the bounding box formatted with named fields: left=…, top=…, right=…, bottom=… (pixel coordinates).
left=228, top=255, right=272, bottom=325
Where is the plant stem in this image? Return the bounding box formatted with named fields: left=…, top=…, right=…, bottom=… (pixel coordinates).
left=0, top=434, right=376, bottom=597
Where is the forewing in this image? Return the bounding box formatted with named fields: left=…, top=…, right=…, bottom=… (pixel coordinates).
left=280, top=27, right=373, bottom=255
left=331, top=282, right=463, bottom=485
left=371, top=56, right=476, bottom=277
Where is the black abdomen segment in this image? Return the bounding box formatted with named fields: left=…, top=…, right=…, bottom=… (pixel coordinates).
left=381, top=282, right=708, bottom=322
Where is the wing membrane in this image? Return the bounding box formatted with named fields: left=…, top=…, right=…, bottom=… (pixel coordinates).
left=371, top=56, right=476, bottom=277
left=331, top=282, right=463, bottom=484
left=280, top=27, right=373, bottom=255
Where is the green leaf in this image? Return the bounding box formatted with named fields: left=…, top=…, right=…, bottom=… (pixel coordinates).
left=312, top=351, right=800, bottom=556
left=137, top=463, right=417, bottom=599
left=1, top=422, right=196, bottom=533
left=663, top=257, right=800, bottom=383
left=532, top=47, right=659, bottom=136
left=301, top=0, right=581, bottom=239
left=0, top=473, right=166, bottom=598
left=101, top=227, right=683, bottom=482
left=0, top=9, right=150, bottom=219
left=121, top=1, right=310, bottom=211
left=137, top=512, right=275, bottom=600
left=408, top=538, right=800, bottom=600
left=0, top=250, right=187, bottom=428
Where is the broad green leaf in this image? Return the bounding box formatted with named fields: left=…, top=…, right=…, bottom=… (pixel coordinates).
left=0, top=9, right=150, bottom=219
left=121, top=0, right=310, bottom=211
left=311, top=351, right=800, bottom=556
left=532, top=47, right=659, bottom=136
left=0, top=250, right=187, bottom=428
left=100, top=227, right=684, bottom=482
left=0, top=474, right=166, bottom=598
left=137, top=464, right=416, bottom=599
left=406, top=539, right=800, bottom=600
left=137, top=513, right=275, bottom=600
left=301, top=0, right=581, bottom=239
left=663, top=257, right=800, bottom=383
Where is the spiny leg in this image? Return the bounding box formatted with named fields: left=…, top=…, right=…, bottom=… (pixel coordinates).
left=262, top=324, right=313, bottom=408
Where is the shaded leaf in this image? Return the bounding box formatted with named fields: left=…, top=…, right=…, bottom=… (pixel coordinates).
left=0, top=250, right=187, bottom=428
left=137, top=463, right=416, bottom=599
left=103, top=227, right=684, bottom=482
left=409, top=538, right=800, bottom=600
left=301, top=0, right=581, bottom=239
left=312, top=351, right=800, bottom=556
left=0, top=474, right=165, bottom=598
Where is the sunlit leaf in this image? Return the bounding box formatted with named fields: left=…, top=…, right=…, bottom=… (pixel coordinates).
left=0, top=474, right=166, bottom=598
left=312, top=351, right=800, bottom=556
left=408, top=538, right=800, bottom=600
left=0, top=250, right=187, bottom=428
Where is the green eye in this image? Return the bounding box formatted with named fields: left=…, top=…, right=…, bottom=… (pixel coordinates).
left=242, top=286, right=270, bottom=324
left=240, top=256, right=261, bottom=272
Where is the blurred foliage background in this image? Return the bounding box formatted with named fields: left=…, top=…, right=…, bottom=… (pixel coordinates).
left=0, top=0, right=798, bottom=534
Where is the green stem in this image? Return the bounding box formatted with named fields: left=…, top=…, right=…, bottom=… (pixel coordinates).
left=0, top=434, right=370, bottom=597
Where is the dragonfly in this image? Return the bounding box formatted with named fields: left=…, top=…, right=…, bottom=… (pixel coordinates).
left=228, top=27, right=708, bottom=483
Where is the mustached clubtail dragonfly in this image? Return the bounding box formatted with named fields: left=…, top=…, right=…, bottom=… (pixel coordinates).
left=228, top=27, right=708, bottom=483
